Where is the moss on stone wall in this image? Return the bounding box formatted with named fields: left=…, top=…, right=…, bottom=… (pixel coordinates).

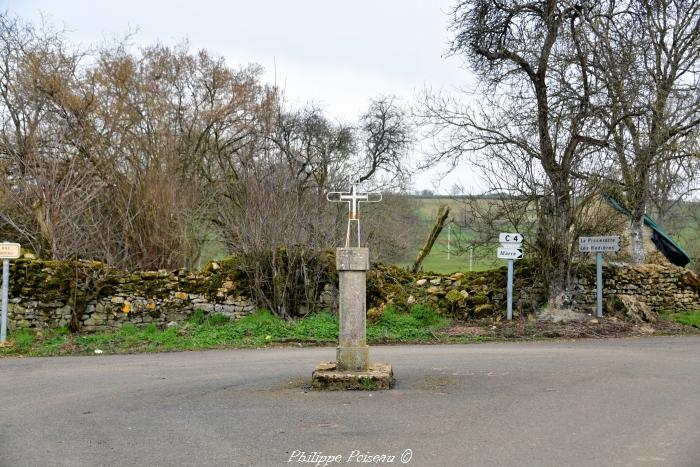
left=5, top=255, right=699, bottom=332
left=367, top=263, right=511, bottom=319
left=7, top=257, right=253, bottom=333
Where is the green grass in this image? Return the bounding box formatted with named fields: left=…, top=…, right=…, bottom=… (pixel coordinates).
left=368, top=304, right=448, bottom=342
left=667, top=311, right=700, bottom=328
left=4, top=306, right=696, bottom=358
left=0, top=305, right=449, bottom=357
left=393, top=197, right=505, bottom=274
left=404, top=197, right=700, bottom=274
left=359, top=379, right=377, bottom=390
left=394, top=228, right=501, bottom=274
left=191, top=196, right=699, bottom=274
left=396, top=250, right=500, bottom=274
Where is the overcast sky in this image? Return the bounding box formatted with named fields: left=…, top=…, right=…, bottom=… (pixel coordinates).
left=5, top=0, right=481, bottom=192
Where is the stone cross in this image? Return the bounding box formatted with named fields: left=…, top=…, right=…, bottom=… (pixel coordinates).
left=326, top=184, right=382, bottom=247
left=311, top=185, right=393, bottom=389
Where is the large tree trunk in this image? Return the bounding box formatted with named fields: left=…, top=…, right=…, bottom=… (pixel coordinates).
left=538, top=176, right=575, bottom=310
left=32, top=199, right=54, bottom=259
left=628, top=216, right=646, bottom=264
left=539, top=220, right=573, bottom=308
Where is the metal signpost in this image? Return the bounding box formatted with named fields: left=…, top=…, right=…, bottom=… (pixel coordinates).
left=0, top=242, right=21, bottom=344
left=497, top=233, right=524, bottom=320
left=447, top=224, right=451, bottom=260
left=469, top=245, right=474, bottom=272
left=579, top=236, right=621, bottom=318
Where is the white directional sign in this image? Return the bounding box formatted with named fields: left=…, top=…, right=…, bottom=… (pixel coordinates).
left=499, top=233, right=523, bottom=245
left=497, top=247, right=523, bottom=259
left=0, top=243, right=20, bottom=259
left=1, top=242, right=20, bottom=343
left=579, top=236, right=621, bottom=253
left=497, top=234, right=524, bottom=320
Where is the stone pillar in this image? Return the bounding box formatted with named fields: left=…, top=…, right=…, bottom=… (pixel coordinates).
left=312, top=245, right=393, bottom=390
left=335, top=247, right=369, bottom=372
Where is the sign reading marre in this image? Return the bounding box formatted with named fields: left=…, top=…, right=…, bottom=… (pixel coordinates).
left=0, top=243, right=20, bottom=259
left=579, top=236, right=621, bottom=252
left=497, top=247, right=523, bottom=259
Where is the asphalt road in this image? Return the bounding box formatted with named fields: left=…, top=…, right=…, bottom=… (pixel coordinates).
left=2, top=337, right=700, bottom=467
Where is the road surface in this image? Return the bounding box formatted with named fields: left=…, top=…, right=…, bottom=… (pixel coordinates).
left=2, top=337, right=700, bottom=466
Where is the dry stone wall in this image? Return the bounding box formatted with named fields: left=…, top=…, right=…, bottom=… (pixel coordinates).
left=4, top=258, right=699, bottom=333
left=573, top=263, right=700, bottom=314
left=370, top=262, right=699, bottom=319
left=6, top=258, right=255, bottom=332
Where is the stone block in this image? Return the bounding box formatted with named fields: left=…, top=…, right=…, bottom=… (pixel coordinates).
left=197, top=303, right=215, bottom=313
left=336, top=345, right=369, bottom=372
left=336, top=248, right=369, bottom=271
left=312, top=362, right=394, bottom=390
left=215, top=304, right=235, bottom=315
left=175, top=292, right=189, bottom=300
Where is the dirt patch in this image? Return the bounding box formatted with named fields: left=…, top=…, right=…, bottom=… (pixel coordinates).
left=538, top=307, right=587, bottom=323
left=444, top=316, right=697, bottom=340
left=266, top=377, right=312, bottom=392
left=410, top=374, right=462, bottom=391
left=443, top=325, right=486, bottom=337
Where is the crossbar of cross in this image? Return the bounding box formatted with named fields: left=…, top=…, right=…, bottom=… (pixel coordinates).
left=327, top=184, right=382, bottom=247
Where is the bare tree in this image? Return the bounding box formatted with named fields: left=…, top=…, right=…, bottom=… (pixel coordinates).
left=0, top=13, right=103, bottom=258
left=419, top=1, right=607, bottom=309
left=212, top=96, right=417, bottom=316
left=648, top=153, right=700, bottom=224
left=356, top=96, right=413, bottom=190
left=0, top=12, right=420, bottom=319
left=586, top=0, right=700, bottom=263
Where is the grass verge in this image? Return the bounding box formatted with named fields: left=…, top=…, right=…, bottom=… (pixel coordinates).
left=664, top=310, right=700, bottom=328
left=0, top=305, right=449, bottom=357
left=2, top=307, right=698, bottom=358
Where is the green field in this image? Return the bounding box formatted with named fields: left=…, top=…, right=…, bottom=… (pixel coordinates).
left=394, top=196, right=504, bottom=274
left=397, top=196, right=700, bottom=274
left=395, top=239, right=501, bottom=274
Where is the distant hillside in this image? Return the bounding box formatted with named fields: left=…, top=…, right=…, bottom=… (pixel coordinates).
left=393, top=196, right=700, bottom=275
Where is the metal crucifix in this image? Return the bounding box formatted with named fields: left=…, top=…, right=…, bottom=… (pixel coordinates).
left=327, top=184, right=382, bottom=247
